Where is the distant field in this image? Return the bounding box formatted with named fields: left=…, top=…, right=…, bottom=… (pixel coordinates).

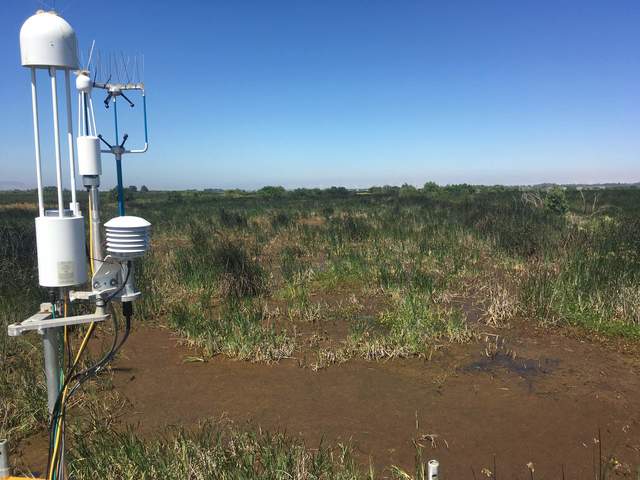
left=2, top=185, right=639, bottom=478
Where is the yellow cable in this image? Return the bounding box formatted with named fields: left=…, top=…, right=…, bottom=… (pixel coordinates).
left=48, top=320, right=96, bottom=480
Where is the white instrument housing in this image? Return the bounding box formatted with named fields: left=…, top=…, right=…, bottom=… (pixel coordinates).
left=36, top=213, right=87, bottom=287
left=77, top=136, right=102, bottom=175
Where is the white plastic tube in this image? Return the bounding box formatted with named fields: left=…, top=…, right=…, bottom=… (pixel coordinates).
left=0, top=438, right=10, bottom=478
left=49, top=67, right=64, bottom=217
left=428, top=459, right=439, bottom=480
left=64, top=69, right=77, bottom=212
left=30, top=68, right=44, bottom=217
left=78, top=91, right=83, bottom=136
left=89, top=97, right=97, bottom=136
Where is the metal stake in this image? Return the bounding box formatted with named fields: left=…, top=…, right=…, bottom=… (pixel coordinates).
left=42, top=326, right=62, bottom=414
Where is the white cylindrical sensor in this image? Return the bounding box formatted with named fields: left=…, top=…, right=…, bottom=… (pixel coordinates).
left=77, top=135, right=101, bottom=176
left=35, top=215, right=87, bottom=287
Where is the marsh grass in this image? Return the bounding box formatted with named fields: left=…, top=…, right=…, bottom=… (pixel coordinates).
left=521, top=216, right=640, bottom=337
left=0, top=211, right=47, bottom=442
left=138, top=187, right=640, bottom=362
left=169, top=298, right=294, bottom=362
left=347, top=290, right=471, bottom=360
left=68, top=420, right=370, bottom=480
left=218, top=208, right=248, bottom=229
left=3, top=186, right=640, bottom=458
left=66, top=416, right=448, bottom=480
left=280, top=245, right=309, bottom=284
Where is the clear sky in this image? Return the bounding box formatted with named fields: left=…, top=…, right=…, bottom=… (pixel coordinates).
left=1, top=0, right=639, bottom=190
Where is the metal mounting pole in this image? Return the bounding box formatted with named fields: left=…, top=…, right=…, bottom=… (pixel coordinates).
left=113, top=97, right=126, bottom=216
left=83, top=92, right=90, bottom=136
left=43, top=290, right=64, bottom=415
left=42, top=325, right=61, bottom=414
left=90, top=185, right=103, bottom=273
left=115, top=153, right=125, bottom=216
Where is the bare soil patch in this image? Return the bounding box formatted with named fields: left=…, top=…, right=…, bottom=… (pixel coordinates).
left=18, top=325, right=640, bottom=478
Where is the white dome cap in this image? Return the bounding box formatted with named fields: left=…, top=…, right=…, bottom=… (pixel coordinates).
left=20, top=10, right=79, bottom=69
left=104, top=216, right=151, bottom=229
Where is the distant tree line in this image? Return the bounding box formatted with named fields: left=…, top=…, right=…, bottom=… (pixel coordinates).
left=172, top=182, right=563, bottom=200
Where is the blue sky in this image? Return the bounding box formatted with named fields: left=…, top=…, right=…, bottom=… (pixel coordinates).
left=1, top=0, right=639, bottom=190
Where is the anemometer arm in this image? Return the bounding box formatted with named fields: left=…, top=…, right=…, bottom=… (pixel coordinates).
left=97, top=134, right=113, bottom=149
left=127, top=92, right=148, bottom=153
left=103, top=91, right=134, bottom=108
left=119, top=91, right=135, bottom=107
left=98, top=133, right=128, bottom=150
left=103, top=92, right=113, bottom=108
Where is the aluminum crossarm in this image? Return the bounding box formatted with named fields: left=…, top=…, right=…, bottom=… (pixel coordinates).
left=8, top=311, right=109, bottom=337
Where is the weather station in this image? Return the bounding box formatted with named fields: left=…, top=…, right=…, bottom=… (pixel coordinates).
left=1, top=9, right=150, bottom=480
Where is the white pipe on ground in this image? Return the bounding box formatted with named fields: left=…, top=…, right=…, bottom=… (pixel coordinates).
left=428, top=459, right=439, bottom=479
left=0, top=439, right=10, bottom=479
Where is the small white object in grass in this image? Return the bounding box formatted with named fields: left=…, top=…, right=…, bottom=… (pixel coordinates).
left=428, top=459, right=439, bottom=479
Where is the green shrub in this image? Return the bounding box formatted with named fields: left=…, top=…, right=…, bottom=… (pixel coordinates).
left=544, top=188, right=569, bottom=215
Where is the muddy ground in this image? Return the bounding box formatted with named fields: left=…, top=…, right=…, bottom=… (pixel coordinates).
left=18, top=324, right=640, bottom=479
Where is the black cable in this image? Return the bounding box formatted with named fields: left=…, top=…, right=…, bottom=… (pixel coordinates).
left=47, top=309, right=120, bottom=476
left=46, top=310, right=114, bottom=472
left=88, top=256, right=120, bottom=266
left=48, top=261, right=130, bottom=427
left=67, top=306, right=121, bottom=394
left=68, top=309, right=130, bottom=398
left=46, top=261, right=132, bottom=475
left=65, top=327, right=73, bottom=369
